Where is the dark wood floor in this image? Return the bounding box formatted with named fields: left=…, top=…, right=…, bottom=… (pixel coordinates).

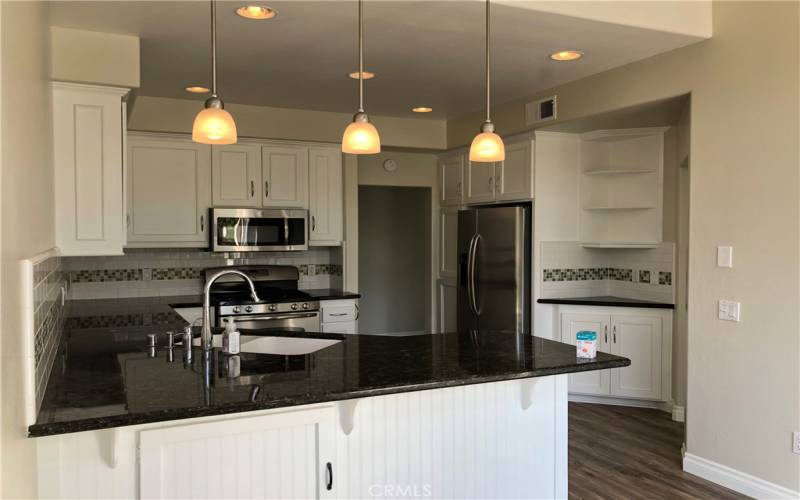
left=569, top=403, right=749, bottom=500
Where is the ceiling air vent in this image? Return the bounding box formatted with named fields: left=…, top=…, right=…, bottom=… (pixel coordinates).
left=525, top=95, right=557, bottom=125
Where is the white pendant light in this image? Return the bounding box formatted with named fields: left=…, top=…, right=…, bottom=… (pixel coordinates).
left=342, top=0, right=380, bottom=154
left=469, top=0, right=504, bottom=163
left=193, top=0, right=238, bottom=145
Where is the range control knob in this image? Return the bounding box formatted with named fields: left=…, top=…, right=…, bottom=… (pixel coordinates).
left=245, top=305, right=254, bottom=313
left=269, top=304, right=278, bottom=312
left=291, top=303, right=299, bottom=311
left=302, top=303, right=310, bottom=310
left=232, top=306, right=241, bottom=313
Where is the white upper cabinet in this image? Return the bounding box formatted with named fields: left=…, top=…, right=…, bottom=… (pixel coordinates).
left=262, top=146, right=309, bottom=208
left=465, top=160, right=497, bottom=204
left=127, top=134, right=212, bottom=246
left=308, top=147, right=343, bottom=245
left=439, top=154, right=464, bottom=206
left=52, top=82, right=129, bottom=256
left=212, top=143, right=262, bottom=207
left=495, top=140, right=534, bottom=202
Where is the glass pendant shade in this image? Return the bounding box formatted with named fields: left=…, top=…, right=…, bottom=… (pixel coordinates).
left=469, top=130, right=505, bottom=162
left=192, top=106, right=238, bottom=145
left=342, top=119, right=381, bottom=154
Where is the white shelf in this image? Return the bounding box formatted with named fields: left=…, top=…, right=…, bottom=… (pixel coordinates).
left=580, top=242, right=661, bottom=249
left=583, top=168, right=656, bottom=176
left=582, top=205, right=656, bottom=211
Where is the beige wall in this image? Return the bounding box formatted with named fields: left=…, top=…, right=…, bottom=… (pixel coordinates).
left=1, top=1, right=55, bottom=497
left=129, top=96, right=447, bottom=150
left=450, top=1, right=800, bottom=490
left=50, top=27, right=140, bottom=88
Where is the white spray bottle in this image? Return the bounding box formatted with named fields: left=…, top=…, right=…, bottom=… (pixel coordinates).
left=222, top=318, right=240, bottom=355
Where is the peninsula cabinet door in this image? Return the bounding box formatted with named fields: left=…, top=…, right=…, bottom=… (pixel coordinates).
left=262, top=146, right=309, bottom=208
left=560, top=312, right=611, bottom=396
left=609, top=315, right=663, bottom=400
left=127, top=136, right=212, bottom=246
left=212, top=143, right=262, bottom=207
left=139, top=407, right=336, bottom=500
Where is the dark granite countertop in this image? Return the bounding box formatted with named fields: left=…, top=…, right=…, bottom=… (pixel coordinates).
left=537, top=296, right=675, bottom=309
left=30, top=298, right=628, bottom=437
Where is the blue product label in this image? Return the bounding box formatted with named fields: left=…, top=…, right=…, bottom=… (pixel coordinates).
left=576, top=331, right=597, bottom=341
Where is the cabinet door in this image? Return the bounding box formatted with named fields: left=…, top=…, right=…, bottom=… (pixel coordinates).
left=212, top=143, right=262, bottom=207
left=495, top=140, right=533, bottom=202
left=560, top=312, right=611, bottom=395
left=262, top=146, right=309, bottom=208
left=439, top=155, right=464, bottom=206
left=321, top=322, right=357, bottom=334
left=465, top=161, right=497, bottom=204
left=127, top=136, right=211, bottom=245
left=139, top=407, right=336, bottom=500
left=308, top=148, right=343, bottom=244
left=610, top=315, right=662, bottom=399
left=438, top=279, right=458, bottom=333
left=53, top=84, right=128, bottom=255
left=439, top=207, right=459, bottom=278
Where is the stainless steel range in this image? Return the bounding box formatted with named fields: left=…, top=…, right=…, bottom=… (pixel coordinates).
left=205, top=265, right=320, bottom=333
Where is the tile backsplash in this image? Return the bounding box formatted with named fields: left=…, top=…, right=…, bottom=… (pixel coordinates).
left=28, top=251, right=68, bottom=412
left=65, top=248, right=342, bottom=300
left=540, top=241, right=675, bottom=303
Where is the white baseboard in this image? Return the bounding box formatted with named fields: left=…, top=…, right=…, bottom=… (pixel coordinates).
left=568, top=394, right=673, bottom=413
left=683, top=452, right=800, bottom=499
left=671, top=405, right=685, bottom=422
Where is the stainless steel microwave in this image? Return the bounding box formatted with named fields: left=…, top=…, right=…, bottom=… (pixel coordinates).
left=210, top=208, right=308, bottom=252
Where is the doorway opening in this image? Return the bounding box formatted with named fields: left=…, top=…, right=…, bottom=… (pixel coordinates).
left=358, top=185, right=432, bottom=336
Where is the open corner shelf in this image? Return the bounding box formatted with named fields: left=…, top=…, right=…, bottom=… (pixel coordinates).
left=582, top=205, right=656, bottom=211
left=583, top=168, right=657, bottom=176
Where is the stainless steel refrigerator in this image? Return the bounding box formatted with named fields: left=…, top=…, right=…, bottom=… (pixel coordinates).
left=457, top=203, right=531, bottom=333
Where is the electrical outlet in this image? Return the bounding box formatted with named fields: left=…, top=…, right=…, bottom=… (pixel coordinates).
left=793, top=432, right=800, bottom=455
left=142, top=268, right=152, bottom=281
left=308, top=264, right=316, bottom=276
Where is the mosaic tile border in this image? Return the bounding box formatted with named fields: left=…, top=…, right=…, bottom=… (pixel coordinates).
left=70, top=264, right=342, bottom=283
left=543, top=267, right=672, bottom=286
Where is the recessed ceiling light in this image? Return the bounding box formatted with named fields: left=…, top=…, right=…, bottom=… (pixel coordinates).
left=550, top=50, right=583, bottom=61
left=412, top=107, right=433, bottom=113
left=185, top=85, right=210, bottom=94
left=348, top=71, right=375, bottom=80
left=236, top=5, right=277, bottom=20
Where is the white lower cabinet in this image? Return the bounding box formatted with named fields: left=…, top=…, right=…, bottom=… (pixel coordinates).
left=320, top=299, right=359, bottom=334
left=559, top=306, right=671, bottom=402
left=139, top=407, right=336, bottom=500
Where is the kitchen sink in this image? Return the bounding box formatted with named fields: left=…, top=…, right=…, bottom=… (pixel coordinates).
left=195, top=334, right=341, bottom=355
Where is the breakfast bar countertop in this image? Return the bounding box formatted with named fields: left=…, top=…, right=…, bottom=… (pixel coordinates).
left=30, top=298, right=629, bottom=437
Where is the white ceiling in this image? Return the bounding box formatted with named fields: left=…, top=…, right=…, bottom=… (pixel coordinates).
left=49, top=1, right=706, bottom=119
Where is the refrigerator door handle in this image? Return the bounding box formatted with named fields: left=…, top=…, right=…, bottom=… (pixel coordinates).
left=470, top=233, right=483, bottom=315
left=466, top=234, right=479, bottom=315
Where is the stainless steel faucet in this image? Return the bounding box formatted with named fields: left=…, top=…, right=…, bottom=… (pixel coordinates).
left=201, top=269, right=261, bottom=351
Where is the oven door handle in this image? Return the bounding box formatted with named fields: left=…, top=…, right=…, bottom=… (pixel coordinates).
left=230, top=313, right=319, bottom=321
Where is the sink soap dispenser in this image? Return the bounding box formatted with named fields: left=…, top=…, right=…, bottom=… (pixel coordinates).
left=222, top=319, right=240, bottom=355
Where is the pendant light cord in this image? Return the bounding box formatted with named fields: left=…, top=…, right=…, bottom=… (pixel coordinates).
left=358, top=0, right=364, bottom=113
left=485, top=0, right=491, bottom=123
left=211, top=0, right=218, bottom=96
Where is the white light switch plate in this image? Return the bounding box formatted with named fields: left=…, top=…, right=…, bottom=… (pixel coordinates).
left=793, top=432, right=800, bottom=455
left=717, top=246, right=733, bottom=268
left=718, top=299, right=741, bottom=322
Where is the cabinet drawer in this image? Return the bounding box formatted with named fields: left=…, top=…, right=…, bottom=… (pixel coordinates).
left=321, top=305, right=356, bottom=323
left=321, top=322, right=357, bottom=334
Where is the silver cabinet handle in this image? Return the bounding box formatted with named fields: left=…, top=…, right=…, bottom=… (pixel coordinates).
left=311, top=215, right=316, bottom=232
left=613, top=325, right=617, bottom=343
left=265, top=180, right=269, bottom=198
left=456, top=181, right=462, bottom=196
left=355, top=304, right=359, bottom=321
left=329, top=313, right=348, bottom=317
left=250, top=180, right=255, bottom=198
left=200, top=215, right=204, bottom=232
left=126, top=214, right=131, bottom=228
left=604, top=325, right=608, bottom=343
left=487, top=176, right=493, bottom=192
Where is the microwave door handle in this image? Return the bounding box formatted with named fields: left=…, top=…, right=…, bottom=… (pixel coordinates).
left=284, top=218, right=290, bottom=244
